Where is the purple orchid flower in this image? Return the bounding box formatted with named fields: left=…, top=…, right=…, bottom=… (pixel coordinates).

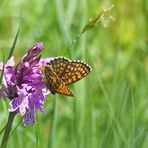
left=0, top=42, right=52, bottom=126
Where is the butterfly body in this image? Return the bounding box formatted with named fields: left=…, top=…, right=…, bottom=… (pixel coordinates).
left=40, top=57, right=91, bottom=97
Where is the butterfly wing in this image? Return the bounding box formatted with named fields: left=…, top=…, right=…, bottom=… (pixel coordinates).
left=47, top=57, right=70, bottom=78
left=40, top=65, right=74, bottom=97
left=55, top=82, right=74, bottom=97
left=40, top=57, right=92, bottom=96
left=61, top=60, right=92, bottom=85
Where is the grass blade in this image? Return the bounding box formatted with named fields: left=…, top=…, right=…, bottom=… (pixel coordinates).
left=48, top=95, right=58, bottom=148
left=0, top=49, right=5, bottom=84
left=0, top=125, right=6, bottom=136
left=7, top=15, right=22, bottom=61
left=35, top=120, right=39, bottom=148
left=9, top=118, right=22, bottom=138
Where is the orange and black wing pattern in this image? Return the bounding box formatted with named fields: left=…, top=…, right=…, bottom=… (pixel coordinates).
left=47, top=57, right=69, bottom=78
left=40, top=57, right=92, bottom=97
left=40, top=64, right=74, bottom=96
left=61, top=60, right=92, bottom=85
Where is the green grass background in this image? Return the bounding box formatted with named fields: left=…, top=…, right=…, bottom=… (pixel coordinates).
left=0, top=0, right=148, bottom=147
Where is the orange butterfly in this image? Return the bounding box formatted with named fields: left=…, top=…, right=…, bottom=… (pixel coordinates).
left=40, top=57, right=92, bottom=97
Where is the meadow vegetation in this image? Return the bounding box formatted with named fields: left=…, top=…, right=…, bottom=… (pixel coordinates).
left=0, top=0, right=148, bottom=147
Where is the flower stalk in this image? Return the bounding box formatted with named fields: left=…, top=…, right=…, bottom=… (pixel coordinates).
left=0, top=42, right=51, bottom=126
left=0, top=112, right=17, bottom=148
left=68, top=5, right=115, bottom=49
left=0, top=42, right=52, bottom=146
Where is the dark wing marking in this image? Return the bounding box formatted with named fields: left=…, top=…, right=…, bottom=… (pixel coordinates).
left=61, top=60, right=92, bottom=85
left=40, top=65, right=74, bottom=96
left=47, top=57, right=70, bottom=78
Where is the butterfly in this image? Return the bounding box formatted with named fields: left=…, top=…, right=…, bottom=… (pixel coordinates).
left=40, top=57, right=92, bottom=97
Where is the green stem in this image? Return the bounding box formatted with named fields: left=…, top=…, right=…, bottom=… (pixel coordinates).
left=0, top=125, right=6, bottom=135
left=0, top=112, right=17, bottom=148
left=48, top=95, right=58, bottom=148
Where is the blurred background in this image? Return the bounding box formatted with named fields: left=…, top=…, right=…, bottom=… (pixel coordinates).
left=0, top=0, right=148, bottom=147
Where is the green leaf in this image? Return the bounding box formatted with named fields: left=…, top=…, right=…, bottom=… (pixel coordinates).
left=0, top=49, right=5, bottom=84
left=7, top=15, right=22, bottom=61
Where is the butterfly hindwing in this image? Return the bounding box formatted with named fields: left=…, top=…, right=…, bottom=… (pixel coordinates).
left=55, top=82, right=74, bottom=96
left=40, top=64, right=74, bottom=96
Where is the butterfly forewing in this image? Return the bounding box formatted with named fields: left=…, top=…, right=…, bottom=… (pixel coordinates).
left=47, top=57, right=70, bottom=78
left=61, top=60, right=92, bottom=85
